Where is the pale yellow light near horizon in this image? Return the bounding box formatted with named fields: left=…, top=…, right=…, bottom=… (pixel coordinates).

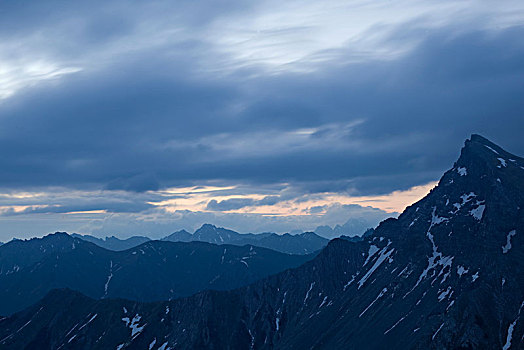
left=65, top=210, right=107, bottom=215
left=220, top=182, right=437, bottom=215
left=156, top=185, right=237, bottom=196
left=0, top=205, right=48, bottom=214
left=150, top=181, right=437, bottom=216
left=0, top=181, right=436, bottom=217
left=349, top=182, right=437, bottom=213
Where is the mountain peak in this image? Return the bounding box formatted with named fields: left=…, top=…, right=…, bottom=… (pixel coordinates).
left=21, top=231, right=76, bottom=246
left=162, top=229, right=193, bottom=243
left=392, top=134, right=523, bottom=247
left=447, top=134, right=523, bottom=185
left=45, top=231, right=71, bottom=239
left=194, top=223, right=218, bottom=233
left=458, top=134, right=519, bottom=165
left=468, top=134, right=508, bottom=154
left=193, top=224, right=238, bottom=244
left=468, top=134, right=511, bottom=154
left=469, top=133, right=493, bottom=145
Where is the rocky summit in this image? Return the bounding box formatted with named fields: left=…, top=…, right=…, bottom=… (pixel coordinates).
left=0, top=134, right=522, bottom=349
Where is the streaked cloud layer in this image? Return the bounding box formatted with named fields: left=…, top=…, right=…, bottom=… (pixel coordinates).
left=0, top=0, right=523, bottom=239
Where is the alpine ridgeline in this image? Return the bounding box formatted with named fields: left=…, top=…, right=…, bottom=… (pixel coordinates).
left=0, top=134, right=523, bottom=349
left=0, top=236, right=312, bottom=315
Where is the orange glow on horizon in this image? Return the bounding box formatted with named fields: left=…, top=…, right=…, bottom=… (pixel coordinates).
left=150, top=181, right=437, bottom=216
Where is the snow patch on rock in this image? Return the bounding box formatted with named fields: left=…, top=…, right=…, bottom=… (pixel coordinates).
left=484, top=145, right=499, bottom=154
left=359, top=287, right=387, bottom=317
left=502, top=301, right=524, bottom=350
left=471, top=272, right=479, bottom=282
left=409, top=208, right=453, bottom=294
left=358, top=246, right=394, bottom=289
left=457, top=265, right=469, bottom=277
left=121, top=314, right=145, bottom=338
left=502, top=230, right=516, bottom=254
left=364, top=245, right=380, bottom=266
left=456, top=167, right=467, bottom=176
left=469, top=203, right=485, bottom=221
left=438, top=286, right=452, bottom=302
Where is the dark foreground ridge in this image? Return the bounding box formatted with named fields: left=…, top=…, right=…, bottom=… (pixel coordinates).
left=0, top=236, right=312, bottom=315
left=1, top=134, right=523, bottom=349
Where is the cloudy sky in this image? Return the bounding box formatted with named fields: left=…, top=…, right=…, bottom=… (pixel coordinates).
left=0, top=0, right=523, bottom=240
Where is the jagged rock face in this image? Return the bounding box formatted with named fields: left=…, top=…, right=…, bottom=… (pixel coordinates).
left=0, top=135, right=523, bottom=349
left=0, top=236, right=312, bottom=316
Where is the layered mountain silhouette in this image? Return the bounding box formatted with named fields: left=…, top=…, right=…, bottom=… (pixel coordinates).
left=0, top=135, right=523, bottom=349
left=0, top=234, right=312, bottom=315
left=71, top=234, right=151, bottom=251
left=70, top=225, right=329, bottom=255
left=315, top=217, right=388, bottom=239
left=163, top=225, right=329, bottom=255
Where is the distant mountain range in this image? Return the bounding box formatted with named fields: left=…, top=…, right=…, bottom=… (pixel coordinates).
left=72, top=224, right=329, bottom=255
left=0, top=234, right=313, bottom=315
left=315, top=218, right=389, bottom=239
left=1, top=134, right=523, bottom=349
left=71, top=234, right=150, bottom=251
left=163, top=224, right=329, bottom=255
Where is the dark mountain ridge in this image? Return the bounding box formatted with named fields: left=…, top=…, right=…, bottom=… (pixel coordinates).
left=1, top=134, right=523, bottom=349
left=0, top=233, right=313, bottom=315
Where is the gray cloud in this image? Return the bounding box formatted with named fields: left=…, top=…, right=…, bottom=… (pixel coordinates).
left=206, top=194, right=285, bottom=211
left=1, top=24, right=522, bottom=197
left=106, top=174, right=160, bottom=192
left=0, top=1, right=523, bottom=238
left=5, top=202, right=153, bottom=216
left=206, top=198, right=256, bottom=211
